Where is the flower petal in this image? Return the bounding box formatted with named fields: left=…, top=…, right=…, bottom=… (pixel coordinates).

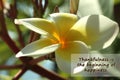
left=67, top=15, right=119, bottom=50
left=55, top=41, right=89, bottom=73
left=15, top=18, right=56, bottom=35
left=16, top=38, right=60, bottom=57
left=73, top=61, right=88, bottom=74
left=50, top=13, right=78, bottom=37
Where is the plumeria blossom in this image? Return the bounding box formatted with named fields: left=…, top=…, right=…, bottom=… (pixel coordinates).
left=15, top=13, right=119, bottom=73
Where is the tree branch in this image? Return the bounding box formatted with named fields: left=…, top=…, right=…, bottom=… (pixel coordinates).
left=30, top=65, right=67, bottom=80
left=29, top=55, right=46, bottom=65
left=0, top=64, right=23, bottom=70
left=29, top=53, right=55, bottom=65
left=7, top=0, right=25, bottom=48
left=0, top=0, right=8, bottom=35
left=12, top=67, right=27, bottom=80
left=15, top=24, right=25, bottom=48
left=70, top=0, right=79, bottom=14
left=29, top=31, right=35, bottom=43
left=32, top=0, right=43, bottom=17
left=29, top=31, right=40, bottom=43
left=0, top=0, right=20, bottom=53
left=54, top=6, right=59, bottom=13
left=43, top=0, right=48, bottom=13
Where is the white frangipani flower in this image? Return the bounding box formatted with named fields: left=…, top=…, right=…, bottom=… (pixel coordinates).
left=14, top=13, right=119, bottom=73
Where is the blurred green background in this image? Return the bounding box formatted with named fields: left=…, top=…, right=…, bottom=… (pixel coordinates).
left=0, top=0, right=120, bottom=80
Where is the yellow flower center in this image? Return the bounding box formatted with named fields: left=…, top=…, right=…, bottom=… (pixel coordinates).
left=51, top=32, right=66, bottom=48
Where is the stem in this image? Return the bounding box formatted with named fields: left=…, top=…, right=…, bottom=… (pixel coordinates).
left=8, top=0, right=25, bottom=48
left=38, top=0, right=43, bottom=17
left=12, top=67, right=27, bottom=80
left=0, top=0, right=3, bottom=10
left=70, top=0, right=79, bottom=14
left=0, top=1, right=8, bottom=35
left=29, top=31, right=35, bottom=43
left=0, top=64, right=23, bottom=70
left=32, top=0, right=43, bottom=17
left=29, top=0, right=42, bottom=43
left=0, top=33, right=20, bottom=53
left=31, top=32, right=40, bottom=42
left=54, top=6, right=59, bottom=13
left=29, top=53, right=55, bottom=65
left=15, top=24, right=25, bottom=48
left=13, top=0, right=25, bottom=48
left=0, top=0, right=20, bottom=53
left=43, top=0, right=48, bottom=12
left=29, top=31, right=40, bottom=43
left=29, top=55, right=46, bottom=65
